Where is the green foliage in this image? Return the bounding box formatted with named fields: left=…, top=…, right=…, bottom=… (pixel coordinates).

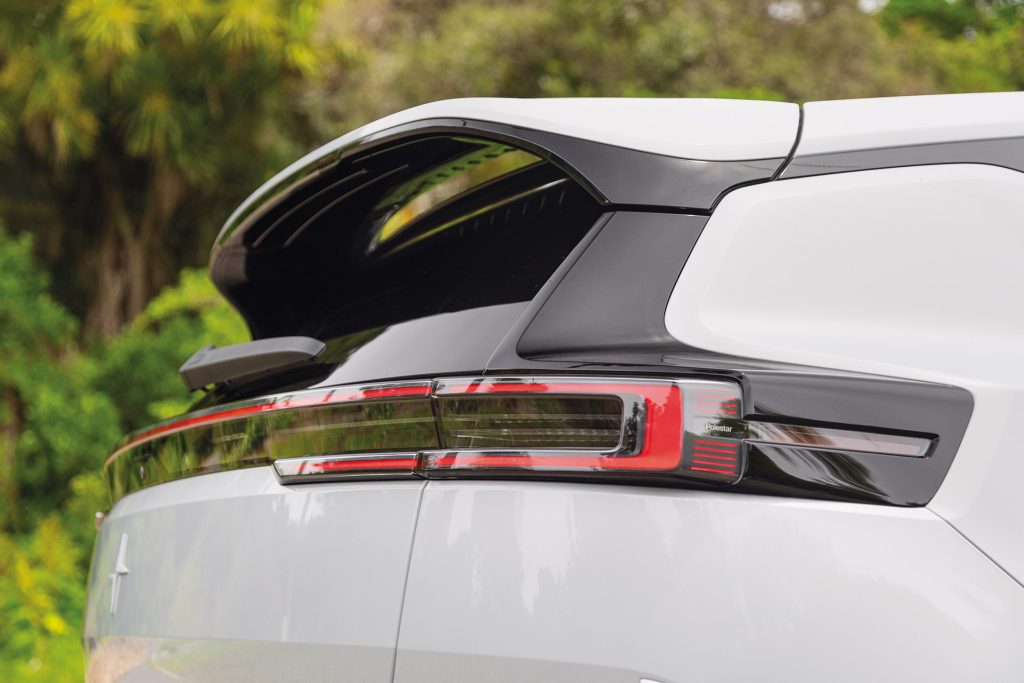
left=0, top=518, right=87, bottom=683
left=0, top=232, right=77, bottom=356
left=880, top=0, right=1024, bottom=37
left=0, top=228, right=120, bottom=528
left=0, top=0, right=331, bottom=334
left=0, top=230, right=244, bottom=681
left=95, top=268, right=248, bottom=431
left=0, top=226, right=119, bottom=682
left=2, top=0, right=323, bottom=168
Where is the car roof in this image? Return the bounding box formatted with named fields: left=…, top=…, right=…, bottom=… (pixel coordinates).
left=218, top=92, right=1023, bottom=252
left=799, top=92, right=1024, bottom=155
left=338, top=97, right=800, bottom=161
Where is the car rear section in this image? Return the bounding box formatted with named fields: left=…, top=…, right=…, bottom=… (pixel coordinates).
left=85, top=95, right=1024, bottom=682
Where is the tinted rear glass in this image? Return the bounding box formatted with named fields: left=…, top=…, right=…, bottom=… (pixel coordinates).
left=236, top=136, right=604, bottom=339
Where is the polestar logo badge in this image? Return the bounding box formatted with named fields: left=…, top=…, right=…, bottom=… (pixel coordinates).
left=109, top=533, right=130, bottom=615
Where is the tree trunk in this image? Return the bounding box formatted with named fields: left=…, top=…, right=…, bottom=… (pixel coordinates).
left=83, top=166, right=182, bottom=336
left=1, top=388, right=22, bottom=531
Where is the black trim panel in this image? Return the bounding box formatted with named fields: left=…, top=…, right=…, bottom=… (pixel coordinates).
left=782, top=136, right=1024, bottom=179
left=515, top=212, right=707, bottom=355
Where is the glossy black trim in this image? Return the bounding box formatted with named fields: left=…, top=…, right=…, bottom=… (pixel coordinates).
left=781, top=136, right=1024, bottom=179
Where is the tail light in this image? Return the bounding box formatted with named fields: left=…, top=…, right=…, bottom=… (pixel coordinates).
left=105, top=375, right=932, bottom=503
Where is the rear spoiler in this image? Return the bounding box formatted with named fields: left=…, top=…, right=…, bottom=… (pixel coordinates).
left=179, top=336, right=325, bottom=391
left=210, top=99, right=798, bottom=339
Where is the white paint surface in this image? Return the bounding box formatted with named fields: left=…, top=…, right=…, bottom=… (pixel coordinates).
left=666, top=164, right=1024, bottom=583
left=799, top=92, right=1024, bottom=155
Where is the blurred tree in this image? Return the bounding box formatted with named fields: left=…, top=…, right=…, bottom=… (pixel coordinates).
left=0, top=232, right=245, bottom=681
left=304, top=0, right=915, bottom=137
left=0, top=225, right=119, bottom=680
left=880, top=0, right=1024, bottom=37
left=882, top=0, right=1024, bottom=91
left=0, top=0, right=326, bottom=335
left=0, top=227, right=119, bottom=531
left=94, top=267, right=248, bottom=432
left=0, top=517, right=88, bottom=682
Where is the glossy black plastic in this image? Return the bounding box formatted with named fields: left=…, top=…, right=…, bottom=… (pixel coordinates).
left=782, top=136, right=1024, bottom=179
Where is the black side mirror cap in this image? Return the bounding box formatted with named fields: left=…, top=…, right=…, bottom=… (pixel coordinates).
left=179, top=336, right=326, bottom=391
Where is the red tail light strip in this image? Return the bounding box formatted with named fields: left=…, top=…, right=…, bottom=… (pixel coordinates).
left=105, top=374, right=935, bottom=503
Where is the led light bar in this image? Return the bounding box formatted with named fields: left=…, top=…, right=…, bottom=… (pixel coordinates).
left=104, top=375, right=934, bottom=503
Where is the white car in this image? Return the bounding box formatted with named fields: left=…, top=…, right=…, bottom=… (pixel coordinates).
left=85, top=93, right=1024, bottom=682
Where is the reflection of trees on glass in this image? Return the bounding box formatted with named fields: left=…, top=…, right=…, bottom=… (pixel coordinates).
left=369, top=142, right=541, bottom=251
left=108, top=398, right=437, bottom=499
left=109, top=392, right=641, bottom=498
left=437, top=395, right=622, bottom=449
left=756, top=446, right=884, bottom=499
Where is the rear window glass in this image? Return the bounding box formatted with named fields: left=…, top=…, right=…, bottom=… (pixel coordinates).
left=242, top=135, right=604, bottom=339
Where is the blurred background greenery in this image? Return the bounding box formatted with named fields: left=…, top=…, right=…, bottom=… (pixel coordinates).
left=0, top=0, right=1021, bottom=679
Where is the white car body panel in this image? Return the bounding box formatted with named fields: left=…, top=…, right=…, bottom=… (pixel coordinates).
left=664, top=163, right=1024, bottom=582
left=395, top=481, right=1024, bottom=682
left=84, top=469, right=424, bottom=681
left=799, top=92, right=1024, bottom=155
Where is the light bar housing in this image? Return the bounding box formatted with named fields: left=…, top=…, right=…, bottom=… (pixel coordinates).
left=104, top=375, right=934, bottom=504
left=272, top=377, right=748, bottom=486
